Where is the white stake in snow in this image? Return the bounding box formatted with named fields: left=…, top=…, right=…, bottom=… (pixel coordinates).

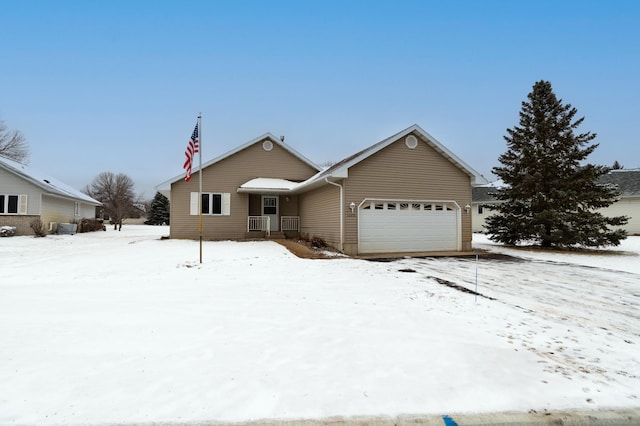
left=475, top=248, right=479, bottom=303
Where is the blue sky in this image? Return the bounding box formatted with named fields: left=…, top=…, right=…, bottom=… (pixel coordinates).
left=2, top=0, right=639, bottom=198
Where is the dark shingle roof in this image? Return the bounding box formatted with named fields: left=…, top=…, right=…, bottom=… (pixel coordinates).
left=599, top=170, right=640, bottom=196
left=472, top=169, right=640, bottom=202
left=472, top=186, right=499, bottom=202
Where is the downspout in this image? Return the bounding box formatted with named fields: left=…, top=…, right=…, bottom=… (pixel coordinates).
left=324, top=177, right=343, bottom=252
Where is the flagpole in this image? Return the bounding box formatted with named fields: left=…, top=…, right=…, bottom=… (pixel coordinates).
left=198, top=113, right=203, bottom=264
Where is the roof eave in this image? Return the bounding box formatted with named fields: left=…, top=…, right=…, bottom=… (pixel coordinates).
left=160, top=133, right=323, bottom=187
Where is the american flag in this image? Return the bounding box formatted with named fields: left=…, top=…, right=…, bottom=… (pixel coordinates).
left=183, top=123, right=199, bottom=182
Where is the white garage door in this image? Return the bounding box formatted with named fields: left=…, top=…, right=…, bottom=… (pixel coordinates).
left=358, top=200, right=460, bottom=253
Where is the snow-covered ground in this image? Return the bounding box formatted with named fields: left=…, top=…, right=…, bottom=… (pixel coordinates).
left=0, top=226, right=638, bottom=425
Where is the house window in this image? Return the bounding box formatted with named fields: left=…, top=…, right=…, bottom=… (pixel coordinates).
left=202, top=193, right=222, bottom=215
left=0, top=194, right=22, bottom=214
left=191, top=192, right=230, bottom=216
left=74, top=202, right=81, bottom=216
left=478, top=205, right=484, bottom=214
left=263, top=197, right=277, bottom=215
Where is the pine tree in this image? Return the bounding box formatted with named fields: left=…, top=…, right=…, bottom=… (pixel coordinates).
left=485, top=81, right=628, bottom=248
left=145, top=192, right=170, bottom=225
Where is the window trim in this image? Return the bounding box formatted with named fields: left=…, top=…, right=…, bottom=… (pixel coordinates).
left=0, top=194, right=27, bottom=215
left=190, top=192, right=230, bottom=216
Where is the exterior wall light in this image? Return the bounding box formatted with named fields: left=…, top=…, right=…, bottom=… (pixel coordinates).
left=349, top=202, right=356, bottom=213
left=464, top=204, right=471, bottom=213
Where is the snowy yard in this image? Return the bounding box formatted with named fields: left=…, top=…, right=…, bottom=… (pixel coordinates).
left=0, top=226, right=639, bottom=425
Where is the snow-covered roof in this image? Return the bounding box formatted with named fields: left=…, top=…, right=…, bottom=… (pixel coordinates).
left=0, top=156, right=102, bottom=206
left=238, top=178, right=301, bottom=193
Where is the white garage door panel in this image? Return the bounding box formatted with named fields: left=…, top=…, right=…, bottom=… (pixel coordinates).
left=359, top=201, right=458, bottom=253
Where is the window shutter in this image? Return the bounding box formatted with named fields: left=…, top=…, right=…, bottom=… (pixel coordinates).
left=222, top=193, right=231, bottom=216
left=18, top=194, right=28, bottom=215
left=190, top=192, right=199, bottom=215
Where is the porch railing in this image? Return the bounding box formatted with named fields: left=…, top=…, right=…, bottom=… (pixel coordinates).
left=248, top=216, right=270, bottom=237
left=281, top=216, right=300, bottom=232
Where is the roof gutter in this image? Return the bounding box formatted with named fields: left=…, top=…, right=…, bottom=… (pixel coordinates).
left=324, top=177, right=343, bottom=252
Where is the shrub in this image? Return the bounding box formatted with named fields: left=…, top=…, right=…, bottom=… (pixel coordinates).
left=30, top=218, right=47, bottom=237
left=77, top=218, right=106, bottom=233
left=0, top=226, right=16, bottom=237
left=299, top=233, right=327, bottom=249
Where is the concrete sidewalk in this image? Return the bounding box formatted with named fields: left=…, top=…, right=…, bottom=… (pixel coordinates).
left=140, top=408, right=640, bottom=426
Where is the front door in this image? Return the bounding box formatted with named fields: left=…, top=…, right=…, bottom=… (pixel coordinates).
left=262, top=195, right=279, bottom=232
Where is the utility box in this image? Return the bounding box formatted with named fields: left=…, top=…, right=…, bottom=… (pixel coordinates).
left=57, top=223, right=78, bottom=235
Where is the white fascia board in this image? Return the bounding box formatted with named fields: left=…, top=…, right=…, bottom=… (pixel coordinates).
left=158, top=133, right=322, bottom=188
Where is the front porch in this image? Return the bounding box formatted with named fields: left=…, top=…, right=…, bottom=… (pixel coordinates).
left=246, top=215, right=300, bottom=239
left=237, top=179, right=304, bottom=239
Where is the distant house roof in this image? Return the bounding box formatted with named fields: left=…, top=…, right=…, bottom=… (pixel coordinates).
left=0, top=156, right=101, bottom=205
left=599, top=169, right=640, bottom=196
left=472, top=169, right=640, bottom=202
left=472, top=186, right=499, bottom=203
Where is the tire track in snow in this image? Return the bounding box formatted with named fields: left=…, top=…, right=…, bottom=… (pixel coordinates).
left=393, top=255, right=640, bottom=395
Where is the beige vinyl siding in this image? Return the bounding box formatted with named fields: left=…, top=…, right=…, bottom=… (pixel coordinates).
left=0, top=167, right=42, bottom=215
left=298, top=184, right=341, bottom=248
left=40, top=194, right=82, bottom=226
left=279, top=194, right=299, bottom=217
left=343, top=134, right=473, bottom=251
left=171, top=139, right=318, bottom=239
left=602, top=197, right=640, bottom=235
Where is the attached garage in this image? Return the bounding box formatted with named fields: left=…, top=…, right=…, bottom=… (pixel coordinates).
left=358, top=199, right=461, bottom=253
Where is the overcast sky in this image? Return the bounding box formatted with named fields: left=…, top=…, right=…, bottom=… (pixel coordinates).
left=2, top=0, right=638, bottom=198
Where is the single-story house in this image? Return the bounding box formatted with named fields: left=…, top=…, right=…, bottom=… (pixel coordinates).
left=0, top=156, right=102, bottom=235
left=158, top=124, right=488, bottom=255
left=472, top=169, right=640, bottom=235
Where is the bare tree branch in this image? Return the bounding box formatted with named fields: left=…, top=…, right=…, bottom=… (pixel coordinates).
left=0, top=118, right=29, bottom=163
left=84, top=172, right=136, bottom=231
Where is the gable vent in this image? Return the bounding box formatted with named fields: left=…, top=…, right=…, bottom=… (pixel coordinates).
left=405, top=135, right=418, bottom=149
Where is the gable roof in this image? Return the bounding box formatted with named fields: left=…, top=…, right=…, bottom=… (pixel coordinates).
left=296, top=124, right=488, bottom=191
left=0, top=156, right=101, bottom=205
left=157, top=133, right=322, bottom=191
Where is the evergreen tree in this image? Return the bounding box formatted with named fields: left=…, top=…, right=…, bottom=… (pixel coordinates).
left=145, top=192, right=170, bottom=225
left=611, top=160, right=623, bottom=170
left=485, top=81, right=628, bottom=248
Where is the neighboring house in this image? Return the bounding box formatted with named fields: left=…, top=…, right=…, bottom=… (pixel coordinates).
left=471, top=184, right=502, bottom=233
left=158, top=124, right=487, bottom=255
left=472, top=169, right=640, bottom=235
left=0, top=156, right=101, bottom=235
left=599, top=170, right=640, bottom=235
